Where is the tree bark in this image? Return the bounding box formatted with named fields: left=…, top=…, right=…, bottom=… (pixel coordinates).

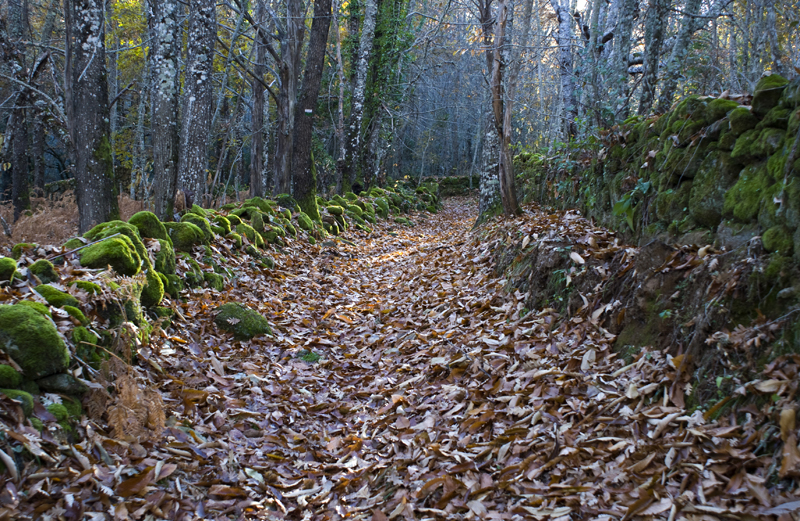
left=342, top=0, right=378, bottom=189
left=291, top=0, right=332, bottom=221
left=178, top=0, right=216, bottom=206
left=149, top=0, right=181, bottom=219
left=550, top=0, right=578, bottom=137
left=637, top=0, right=668, bottom=116
left=251, top=0, right=267, bottom=198
left=64, top=0, right=119, bottom=232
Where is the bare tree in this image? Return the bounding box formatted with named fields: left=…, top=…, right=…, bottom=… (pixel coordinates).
left=251, top=0, right=268, bottom=198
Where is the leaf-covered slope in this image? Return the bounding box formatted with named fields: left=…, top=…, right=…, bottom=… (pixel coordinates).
left=2, top=199, right=799, bottom=519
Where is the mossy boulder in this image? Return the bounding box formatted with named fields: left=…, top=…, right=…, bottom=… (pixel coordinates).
left=762, top=225, right=794, bottom=256
left=141, top=269, right=165, bottom=308
left=275, top=194, right=299, bottom=212
left=79, top=236, right=141, bottom=275
left=0, top=304, right=70, bottom=379
left=154, top=239, right=176, bottom=275
left=164, top=221, right=205, bottom=252
left=212, top=215, right=232, bottom=235
left=297, top=212, right=314, bottom=231
left=203, top=272, right=225, bottom=291
left=84, top=221, right=149, bottom=267
left=227, top=232, right=243, bottom=248
left=181, top=213, right=213, bottom=242
left=0, top=257, right=17, bottom=282
left=180, top=255, right=205, bottom=287
left=689, top=152, right=742, bottom=228
left=728, top=107, right=759, bottom=137
left=752, top=74, right=789, bottom=117
left=226, top=214, right=243, bottom=227
left=757, top=106, right=792, bottom=131
left=723, top=163, right=773, bottom=222
left=236, top=222, right=264, bottom=247
left=0, top=365, right=21, bottom=388
left=11, top=243, right=37, bottom=260
left=37, top=373, right=89, bottom=395
left=701, top=98, right=740, bottom=124
left=46, top=403, right=69, bottom=421
left=327, top=205, right=344, bottom=216
left=72, top=280, right=102, bottom=295
left=243, top=197, right=274, bottom=214
left=63, top=305, right=88, bottom=325
left=128, top=211, right=169, bottom=241
left=73, top=326, right=102, bottom=367
left=1, top=389, right=34, bottom=416
left=731, top=129, right=760, bottom=162
left=16, top=300, right=51, bottom=317
left=251, top=211, right=266, bottom=233
left=163, top=274, right=184, bottom=297
left=35, top=284, right=79, bottom=308
left=213, top=303, right=272, bottom=340
left=346, top=204, right=363, bottom=218
left=751, top=127, right=786, bottom=158
left=374, top=198, right=390, bottom=218
left=29, top=259, right=58, bottom=283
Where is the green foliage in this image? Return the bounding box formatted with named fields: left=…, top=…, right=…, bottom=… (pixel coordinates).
left=613, top=180, right=651, bottom=231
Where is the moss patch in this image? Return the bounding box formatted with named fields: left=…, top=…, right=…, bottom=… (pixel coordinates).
left=29, top=259, right=58, bottom=283
left=35, top=284, right=79, bottom=308
left=164, top=221, right=205, bottom=252
left=72, top=280, right=102, bottom=295
left=154, top=239, right=176, bottom=275
left=0, top=304, right=70, bottom=379
left=128, top=211, right=169, bottom=241
left=762, top=225, right=794, bottom=256
left=0, top=365, right=22, bottom=388
left=79, top=236, right=142, bottom=275
left=141, top=269, right=165, bottom=308
left=1, top=389, right=34, bottom=416
left=181, top=213, right=213, bottom=242
left=63, top=305, right=88, bottom=325
left=213, top=303, right=272, bottom=340
left=0, top=257, right=16, bottom=281
left=752, top=74, right=789, bottom=117
left=11, top=243, right=36, bottom=260
left=203, top=272, right=225, bottom=291
left=723, top=163, right=773, bottom=222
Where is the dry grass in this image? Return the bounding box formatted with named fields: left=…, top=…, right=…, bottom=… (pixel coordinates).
left=0, top=193, right=144, bottom=252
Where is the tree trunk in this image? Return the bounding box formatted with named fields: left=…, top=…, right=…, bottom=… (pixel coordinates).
left=609, top=0, right=637, bottom=120
left=333, top=0, right=347, bottom=193
left=149, top=0, right=181, bottom=219
left=766, top=0, right=784, bottom=76
left=273, top=0, right=305, bottom=195
left=342, top=0, right=378, bottom=189
left=637, top=0, right=668, bottom=115
left=477, top=113, right=500, bottom=221
left=64, top=0, right=118, bottom=232
left=550, top=0, right=578, bottom=138
left=178, top=0, right=216, bottom=206
left=251, top=0, right=267, bottom=198
left=292, top=0, right=332, bottom=221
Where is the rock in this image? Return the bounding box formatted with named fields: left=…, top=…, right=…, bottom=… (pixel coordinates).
left=11, top=243, right=36, bottom=260
left=154, top=238, right=176, bottom=275
left=0, top=304, right=70, bottom=379
left=36, top=373, right=90, bottom=395
left=374, top=197, right=390, bottom=218
left=79, top=236, right=142, bottom=275
left=163, top=274, right=184, bottom=297
left=212, top=215, right=232, bottom=235
left=0, top=365, right=21, bottom=388
left=63, top=305, right=89, bottom=325
left=214, top=303, right=272, bottom=340
left=84, top=221, right=150, bottom=268
left=203, top=272, right=225, bottom=291
left=35, top=284, right=79, bottom=308
left=141, top=269, right=165, bottom=308
left=128, top=211, right=169, bottom=241
left=752, top=74, right=789, bottom=117
left=728, top=107, right=759, bottom=137
left=236, top=222, right=264, bottom=247
left=0, top=257, right=17, bottom=282
left=297, top=212, right=314, bottom=231
left=181, top=213, right=213, bottom=242
left=1, top=389, right=34, bottom=416
left=251, top=211, right=266, bottom=233
left=16, top=300, right=51, bottom=317
left=164, top=221, right=205, bottom=252
left=188, top=204, right=208, bottom=217
left=275, top=194, right=299, bottom=212
left=29, top=259, right=58, bottom=283
left=226, top=214, right=243, bottom=227
left=762, top=225, right=793, bottom=256
left=327, top=205, right=344, bottom=216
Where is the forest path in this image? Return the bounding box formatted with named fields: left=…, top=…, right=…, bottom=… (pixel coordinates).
left=83, top=198, right=790, bottom=519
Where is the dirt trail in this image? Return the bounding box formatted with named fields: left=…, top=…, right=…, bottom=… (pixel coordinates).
left=15, top=199, right=800, bottom=519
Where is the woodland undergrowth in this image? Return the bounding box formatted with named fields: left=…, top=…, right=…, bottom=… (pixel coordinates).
left=1, top=198, right=799, bottom=520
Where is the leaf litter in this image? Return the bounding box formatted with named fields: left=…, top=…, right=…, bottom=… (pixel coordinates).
left=1, top=198, right=799, bottom=520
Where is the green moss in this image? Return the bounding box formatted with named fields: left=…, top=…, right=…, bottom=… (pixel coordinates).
left=728, top=107, right=759, bottom=137
left=2, top=389, right=33, bottom=416
left=374, top=197, right=390, bottom=218
left=757, top=106, right=791, bottom=130
left=80, top=235, right=142, bottom=275
left=297, top=212, right=313, bottom=231
left=141, top=269, right=165, bottom=308
left=164, top=221, right=205, bottom=252
left=154, top=239, right=176, bottom=275
left=213, top=303, right=272, bottom=340
left=180, top=256, right=205, bottom=287
left=180, top=213, right=213, bottom=242
left=731, top=129, right=760, bottom=161
left=688, top=151, right=741, bottom=228
left=703, top=98, right=740, bottom=123
left=227, top=232, right=243, bottom=248
left=0, top=258, right=16, bottom=282
left=63, top=305, right=88, bottom=325
left=18, top=379, right=38, bottom=395
left=751, top=128, right=785, bottom=158
left=63, top=238, right=84, bottom=250
left=212, top=215, right=232, bottom=235
left=251, top=211, right=265, bottom=233
left=297, top=349, right=321, bottom=363
left=243, top=197, right=274, bottom=214
left=29, top=259, right=58, bottom=283
left=394, top=217, right=414, bottom=226
left=327, top=205, right=344, bottom=216
left=275, top=194, right=299, bottom=212
left=345, top=192, right=358, bottom=202
left=202, top=272, right=225, bottom=291
left=16, top=300, right=51, bottom=318
left=226, top=214, right=243, bottom=227
left=346, top=204, right=363, bottom=217
left=762, top=226, right=794, bottom=255
left=47, top=403, right=69, bottom=422
left=0, top=304, right=69, bottom=379
left=163, top=274, right=184, bottom=297
left=35, top=284, right=79, bottom=308
left=0, top=365, right=21, bottom=388
left=84, top=221, right=149, bottom=269
left=128, top=211, right=169, bottom=241
left=71, top=280, right=102, bottom=295
left=236, top=222, right=264, bottom=247
left=723, top=164, right=773, bottom=222
left=11, top=243, right=36, bottom=260
left=29, top=417, right=42, bottom=431
left=62, top=398, right=82, bottom=418
left=752, top=74, right=789, bottom=117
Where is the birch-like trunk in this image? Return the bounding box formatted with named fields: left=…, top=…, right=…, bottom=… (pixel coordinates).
left=609, top=0, right=637, bottom=120
left=291, top=0, right=332, bottom=221
left=251, top=0, right=267, bottom=198
left=550, top=0, right=578, bottom=137
left=65, top=0, right=119, bottom=232
left=150, top=0, right=181, bottom=219
left=333, top=0, right=347, bottom=193
left=178, top=0, right=216, bottom=206
left=637, top=0, right=668, bottom=116
left=273, top=0, right=304, bottom=195
left=342, top=0, right=378, bottom=189
left=478, top=113, right=500, bottom=220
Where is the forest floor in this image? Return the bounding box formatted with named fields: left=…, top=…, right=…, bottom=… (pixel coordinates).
left=7, top=198, right=800, bottom=520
